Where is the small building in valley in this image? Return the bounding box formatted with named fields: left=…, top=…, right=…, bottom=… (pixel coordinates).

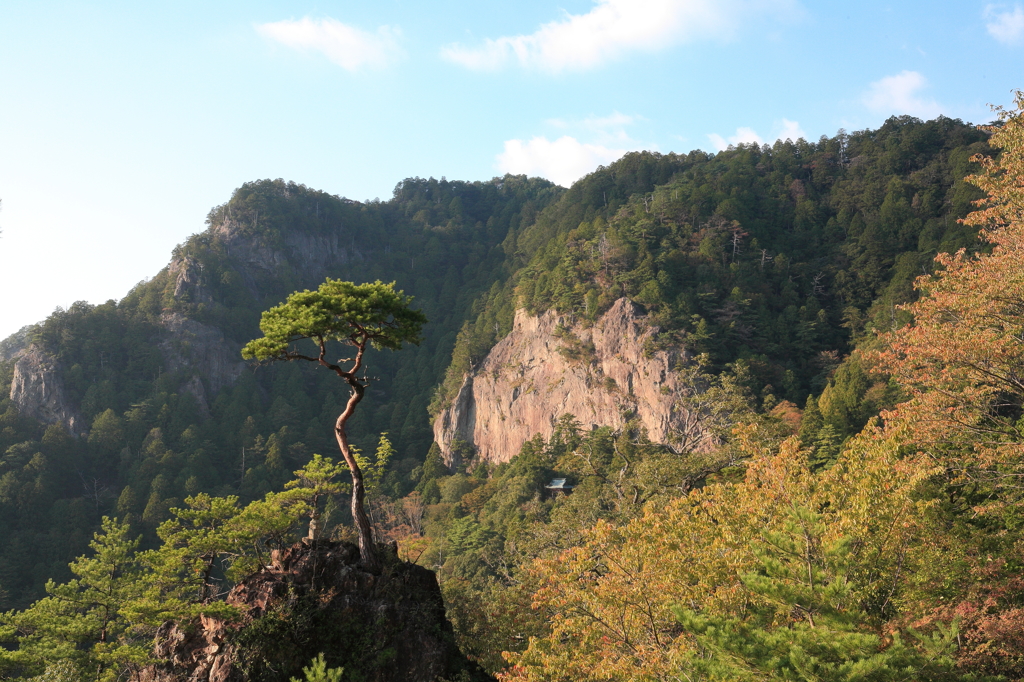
left=544, top=478, right=575, bottom=496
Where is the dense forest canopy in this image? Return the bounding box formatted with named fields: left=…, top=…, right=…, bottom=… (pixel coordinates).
left=432, top=116, right=988, bottom=419
left=5, top=107, right=1024, bottom=680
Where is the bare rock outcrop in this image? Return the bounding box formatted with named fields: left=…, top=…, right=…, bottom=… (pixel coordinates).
left=158, top=313, right=246, bottom=413
left=9, top=347, right=81, bottom=434
left=209, top=218, right=363, bottom=286
left=134, top=540, right=484, bottom=682
left=6, top=316, right=242, bottom=429
left=433, top=297, right=702, bottom=465
left=167, top=256, right=214, bottom=306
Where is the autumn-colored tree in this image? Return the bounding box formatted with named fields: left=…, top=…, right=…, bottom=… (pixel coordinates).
left=676, top=506, right=962, bottom=681
left=498, top=420, right=944, bottom=682
left=497, top=434, right=800, bottom=681
left=242, top=279, right=426, bottom=571
left=876, top=92, right=1024, bottom=486
left=866, top=92, right=1024, bottom=678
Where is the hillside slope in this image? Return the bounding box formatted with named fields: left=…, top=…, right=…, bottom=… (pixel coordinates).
left=0, top=115, right=991, bottom=611
left=0, top=159, right=688, bottom=608
left=430, top=116, right=989, bottom=463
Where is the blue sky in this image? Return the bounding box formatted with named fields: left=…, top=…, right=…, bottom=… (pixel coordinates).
left=1, top=0, right=1021, bottom=341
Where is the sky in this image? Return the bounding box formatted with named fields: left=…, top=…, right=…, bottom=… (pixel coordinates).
left=1, top=0, right=1022, bottom=341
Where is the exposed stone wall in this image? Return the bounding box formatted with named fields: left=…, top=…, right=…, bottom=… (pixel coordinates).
left=209, top=219, right=363, bottom=289
left=433, top=297, right=702, bottom=465
left=133, top=541, right=482, bottom=682
left=158, top=312, right=247, bottom=414
left=9, top=347, right=81, bottom=434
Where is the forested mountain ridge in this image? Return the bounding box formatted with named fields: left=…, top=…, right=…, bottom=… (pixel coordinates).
left=0, top=158, right=703, bottom=611
left=0, top=112, right=994, bottom=654
left=424, top=115, right=988, bottom=470
left=433, top=116, right=988, bottom=420
left=0, top=174, right=566, bottom=608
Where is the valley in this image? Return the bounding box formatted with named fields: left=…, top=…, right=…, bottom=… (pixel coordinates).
left=2, top=110, right=1022, bottom=680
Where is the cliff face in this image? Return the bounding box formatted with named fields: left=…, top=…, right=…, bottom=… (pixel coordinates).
left=156, top=218, right=365, bottom=409
left=205, top=218, right=364, bottom=300
left=134, top=540, right=484, bottom=682
left=9, top=347, right=81, bottom=434
left=5, top=313, right=242, bottom=432
left=158, top=312, right=247, bottom=415
left=433, top=298, right=701, bottom=465
left=169, top=217, right=365, bottom=303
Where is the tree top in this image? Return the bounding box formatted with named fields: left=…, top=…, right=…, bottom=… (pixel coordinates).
left=241, top=279, right=427, bottom=362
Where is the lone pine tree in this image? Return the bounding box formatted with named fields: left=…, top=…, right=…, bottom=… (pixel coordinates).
left=242, top=279, right=426, bottom=571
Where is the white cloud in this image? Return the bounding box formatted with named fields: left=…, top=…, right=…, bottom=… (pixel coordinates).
left=706, top=119, right=805, bottom=152
left=776, top=118, right=806, bottom=142
left=496, top=136, right=628, bottom=187
left=985, top=4, right=1024, bottom=44
left=257, top=17, right=403, bottom=71
left=863, top=70, right=943, bottom=119
left=707, top=127, right=762, bottom=151
left=441, top=0, right=798, bottom=73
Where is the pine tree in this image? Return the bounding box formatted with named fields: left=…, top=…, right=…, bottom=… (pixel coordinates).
left=1, top=518, right=148, bottom=679
left=291, top=652, right=344, bottom=682
left=674, top=506, right=964, bottom=681
left=242, top=279, right=427, bottom=571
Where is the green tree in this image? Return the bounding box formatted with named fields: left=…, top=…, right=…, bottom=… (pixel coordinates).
left=242, top=279, right=426, bottom=571
left=141, top=493, right=244, bottom=607
left=285, top=454, right=347, bottom=542
left=291, top=652, right=344, bottom=682
left=674, top=507, right=962, bottom=681
left=1, top=517, right=146, bottom=679
left=358, top=431, right=396, bottom=493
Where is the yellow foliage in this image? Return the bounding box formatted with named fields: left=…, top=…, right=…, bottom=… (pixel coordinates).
left=500, top=428, right=938, bottom=681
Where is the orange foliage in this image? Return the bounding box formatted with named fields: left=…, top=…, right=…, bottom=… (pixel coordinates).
left=913, top=546, right=1024, bottom=678
left=499, top=425, right=934, bottom=681
left=875, top=92, right=1024, bottom=481
left=500, top=95, right=1024, bottom=681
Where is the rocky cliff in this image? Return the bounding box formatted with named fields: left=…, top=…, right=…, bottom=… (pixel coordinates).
left=134, top=540, right=485, bottom=682
left=158, top=312, right=246, bottom=415
left=8, top=347, right=81, bottom=434
left=7, top=313, right=246, bottom=431
left=433, top=298, right=702, bottom=465
left=211, top=218, right=363, bottom=277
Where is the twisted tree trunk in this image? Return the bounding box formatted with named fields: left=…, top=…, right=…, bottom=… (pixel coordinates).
left=335, top=378, right=379, bottom=572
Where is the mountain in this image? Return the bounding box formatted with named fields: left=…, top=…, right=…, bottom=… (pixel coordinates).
left=0, top=163, right=685, bottom=609
left=0, top=114, right=990, bottom=615
left=430, top=115, right=989, bottom=464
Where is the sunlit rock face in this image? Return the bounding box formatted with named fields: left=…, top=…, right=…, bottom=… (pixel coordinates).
left=433, top=297, right=703, bottom=466
left=9, top=347, right=81, bottom=434
left=206, top=217, right=364, bottom=296
left=156, top=215, right=365, bottom=410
